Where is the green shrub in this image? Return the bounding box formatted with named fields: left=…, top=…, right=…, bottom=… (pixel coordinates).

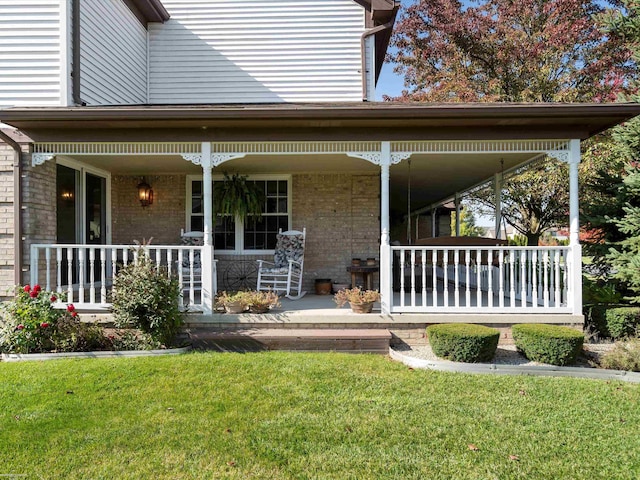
left=583, top=304, right=610, bottom=338
left=52, top=315, right=110, bottom=352
left=0, top=285, right=111, bottom=353
left=605, top=307, right=640, bottom=340
left=106, top=330, right=161, bottom=351
left=512, top=324, right=584, bottom=366
left=111, top=254, right=183, bottom=346
left=427, top=323, right=500, bottom=363
left=600, top=339, right=640, bottom=372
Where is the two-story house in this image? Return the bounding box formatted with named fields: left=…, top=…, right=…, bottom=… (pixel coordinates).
left=1, top=0, right=639, bottom=336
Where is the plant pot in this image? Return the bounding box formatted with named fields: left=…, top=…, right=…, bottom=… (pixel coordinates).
left=249, top=305, right=270, bottom=314
left=366, top=257, right=376, bottom=266
left=224, top=301, right=247, bottom=314
left=351, top=258, right=361, bottom=266
left=315, top=279, right=332, bottom=295
left=349, top=301, right=374, bottom=314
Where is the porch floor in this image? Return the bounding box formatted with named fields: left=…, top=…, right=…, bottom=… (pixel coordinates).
left=185, top=293, right=581, bottom=327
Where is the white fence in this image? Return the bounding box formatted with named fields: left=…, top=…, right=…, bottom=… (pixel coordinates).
left=390, top=246, right=573, bottom=313
left=30, top=244, right=205, bottom=311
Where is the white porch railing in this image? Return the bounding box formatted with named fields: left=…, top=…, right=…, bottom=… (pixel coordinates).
left=30, top=244, right=207, bottom=311
left=390, top=245, right=573, bottom=313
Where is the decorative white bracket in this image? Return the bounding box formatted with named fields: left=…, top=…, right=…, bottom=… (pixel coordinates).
left=181, top=153, right=246, bottom=168
left=181, top=153, right=203, bottom=166
left=212, top=153, right=246, bottom=167
left=391, top=152, right=413, bottom=165
left=32, top=153, right=55, bottom=167
left=346, top=151, right=413, bottom=166
left=545, top=150, right=570, bottom=164
left=346, top=152, right=382, bottom=165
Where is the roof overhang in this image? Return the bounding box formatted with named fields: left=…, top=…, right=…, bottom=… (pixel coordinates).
left=2, top=103, right=639, bottom=143
left=123, top=0, right=170, bottom=25
left=355, top=1, right=400, bottom=81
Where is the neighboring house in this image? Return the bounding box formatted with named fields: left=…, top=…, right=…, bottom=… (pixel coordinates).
left=0, top=0, right=639, bottom=323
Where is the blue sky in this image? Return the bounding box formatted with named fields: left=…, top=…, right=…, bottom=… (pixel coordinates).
left=374, top=0, right=411, bottom=100
left=376, top=56, right=405, bottom=100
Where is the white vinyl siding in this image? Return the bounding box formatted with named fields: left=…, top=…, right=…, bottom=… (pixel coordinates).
left=149, top=0, right=366, bottom=103
left=79, top=0, right=147, bottom=105
left=0, top=0, right=64, bottom=106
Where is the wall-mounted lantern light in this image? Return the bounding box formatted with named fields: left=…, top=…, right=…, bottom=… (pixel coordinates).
left=61, top=190, right=74, bottom=202
left=137, top=177, right=153, bottom=207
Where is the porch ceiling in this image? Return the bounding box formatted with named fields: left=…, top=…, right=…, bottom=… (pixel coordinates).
left=65, top=150, right=536, bottom=217
left=389, top=152, right=534, bottom=217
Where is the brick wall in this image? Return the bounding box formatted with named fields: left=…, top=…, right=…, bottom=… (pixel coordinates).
left=109, top=172, right=381, bottom=292
left=111, top=174, right=186, bottom=245
left=21, top=153, right=57, bottom=289
left=293, top=173, right=380, bottom=291
left=0, top=141, right=15, bottom=298
left=12, top=169, right=381, bottom=297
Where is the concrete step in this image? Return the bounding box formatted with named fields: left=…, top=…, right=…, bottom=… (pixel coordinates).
left=188, top=328, right=392, bottom=354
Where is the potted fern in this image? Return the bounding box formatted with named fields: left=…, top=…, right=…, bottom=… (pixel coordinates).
left=214, top=173, right=264, bottom=223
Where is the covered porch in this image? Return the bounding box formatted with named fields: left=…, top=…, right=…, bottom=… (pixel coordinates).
left=28, top=138, right=580, bottom=318
left=6, top=102, right=640, bottom=322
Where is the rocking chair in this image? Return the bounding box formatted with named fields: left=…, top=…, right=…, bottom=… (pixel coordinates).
left=256, top=228, right=306, bottom=299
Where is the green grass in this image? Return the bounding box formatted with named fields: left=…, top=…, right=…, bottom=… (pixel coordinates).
left=1, top=352, right=639, bottom=479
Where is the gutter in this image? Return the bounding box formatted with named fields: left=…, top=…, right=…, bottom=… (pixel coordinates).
left=360, top=21, right=394, bottom=101
left=0, top=130, right=23, bottom=286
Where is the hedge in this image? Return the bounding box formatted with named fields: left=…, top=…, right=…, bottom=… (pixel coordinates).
left=605, top=307, right=640, bottom=340
left=427, top=324, right=500, bottom=363
left=512, top=324, right=584, bottom=366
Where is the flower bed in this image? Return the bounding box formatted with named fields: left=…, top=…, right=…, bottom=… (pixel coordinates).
left=1, top=283, right=182, bottom=355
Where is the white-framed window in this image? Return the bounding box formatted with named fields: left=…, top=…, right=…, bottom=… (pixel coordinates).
left=186, top=174, right=292, bottom=254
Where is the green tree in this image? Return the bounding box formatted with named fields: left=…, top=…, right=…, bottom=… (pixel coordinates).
left=586, top=0, right=640, bottom=301
left=388, top=0, right=637, bottom=245
left=451, top=206, right=486, bottom=237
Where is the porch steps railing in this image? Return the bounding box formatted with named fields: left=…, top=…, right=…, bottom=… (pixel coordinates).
left=30, top=244, right=206, bottom=311
left=390, top=245, right=572, bottom=313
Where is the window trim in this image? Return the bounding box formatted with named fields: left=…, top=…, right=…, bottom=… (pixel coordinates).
left=185, top=174, right=292, bottom=255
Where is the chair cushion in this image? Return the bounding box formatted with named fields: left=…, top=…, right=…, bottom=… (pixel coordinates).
left=261, top=267, right=290, bottom=274
left=273, top=233, right=304, bottom=268
left=180, top=234, right=203, bottom=268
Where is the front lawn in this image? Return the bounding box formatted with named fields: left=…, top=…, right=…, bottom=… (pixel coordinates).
left=1, top=352, right=638, bottom=479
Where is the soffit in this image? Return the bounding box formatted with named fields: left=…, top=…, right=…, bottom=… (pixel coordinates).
left=2, top=103, right=639, bottom=142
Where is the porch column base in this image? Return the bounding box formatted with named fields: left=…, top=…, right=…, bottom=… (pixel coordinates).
left=569, top=243, right=582, bottom=315
left=201, top=245, right=216, bottom=314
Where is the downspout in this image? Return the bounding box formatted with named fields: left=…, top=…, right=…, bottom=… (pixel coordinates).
left=360, top=21, right=394, bottom=101
left=0, top=130, right=23, bottom=286
left=71, top=0, right=85, bottom=106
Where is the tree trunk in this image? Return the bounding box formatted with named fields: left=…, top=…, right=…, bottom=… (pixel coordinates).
left=526, top=232, right=541, bottom=246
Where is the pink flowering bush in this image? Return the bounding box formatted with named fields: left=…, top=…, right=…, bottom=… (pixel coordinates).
left=0, top=285, right=107, bottom=353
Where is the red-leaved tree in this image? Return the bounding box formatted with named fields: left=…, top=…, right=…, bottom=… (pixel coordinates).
left=388, top=0, right=635, bottom=102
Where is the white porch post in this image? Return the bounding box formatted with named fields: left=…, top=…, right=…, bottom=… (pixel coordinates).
left=379, top=141, right=392, bottom=315
left=494, top=173, right=502, bottom=239
left=200, top=142, right=215, bottom=314
left=568, top=139, right=582, bottom=315
left=454, top=193, right=461, bottom=236
left=431, top=209, right=436, bottom=237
